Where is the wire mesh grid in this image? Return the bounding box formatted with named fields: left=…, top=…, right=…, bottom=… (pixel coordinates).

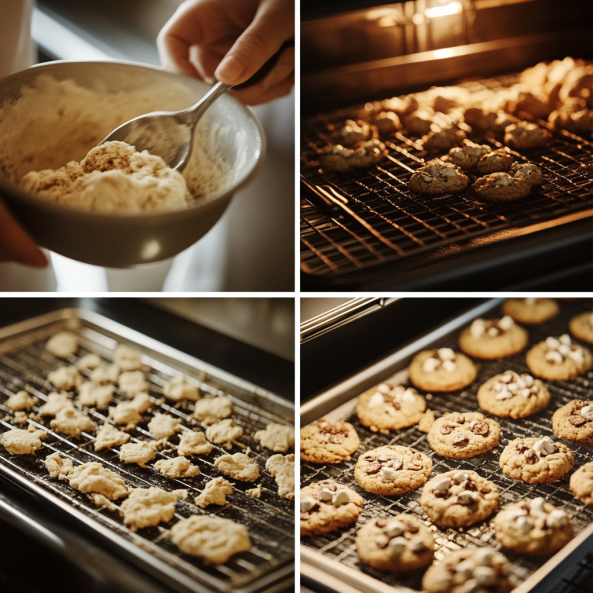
left=301, top=73, right=593, bottom=277
left=301, top=299, right=593, bottom=592
left=0, top=314, right=294, bottom=593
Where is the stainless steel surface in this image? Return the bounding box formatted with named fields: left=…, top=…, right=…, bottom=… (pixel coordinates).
left=0, top=308, right=293, bottom=593
left=301, top=298, right=593, bottom=593
left=0, top=61, right=266, bottom=268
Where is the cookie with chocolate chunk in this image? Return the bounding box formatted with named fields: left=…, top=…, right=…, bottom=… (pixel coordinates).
left=552, top=400, right=593, bottom=444
left=459, top=316, right=529, bottom=359
left=475, top=149, right=514, bottom=175
left=318, top=139, right=387, bottom=172
left=509, top=162, right=544, bottom=185
left=447, top=140, right=491, bottom=170
left=473, top=172, right=532, bottom=203
left=504, top=122, right=553, bottom=150
left=408, top=347, right=477, bottom=392
left=408, top=162, right=469, bottom=195
left=422, top=126, right=466, bottom=152
left=526, top=334, right=592, bottom=381
left=300, top=418, right=360, bottom=464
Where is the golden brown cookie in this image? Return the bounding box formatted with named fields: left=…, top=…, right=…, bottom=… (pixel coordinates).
left=552, top=399, right=593, bottom=443
left=300, top=418, right=360, bottom=463
left=459, top=316, right=529, bottom=359
left=504, top=122, right=553, bottom=150
left=526, top=334, right=593, bottom=381
left=408, top=348, right=477, bottom=392
left=370, top=111, right=401, bottom=135
left=475, top=149, right=514, bottom=175
left=447, top=140, right=491, bottom=170
left=473, top=172, right=532, bottom=202
left=509, top=162, right=544, bottom=185
left=408, top=162, right=469, bottom=195
left=318, top=139, right=387, bottom=172
left=570, top=461, right=593, bottom=505
left=569, top=311, right=593, bottom=344
left=502, top=297, right=558, bottom=324
left=422, top=127, right=466, bottom=152
left=336, top=119, right=373, bottom=146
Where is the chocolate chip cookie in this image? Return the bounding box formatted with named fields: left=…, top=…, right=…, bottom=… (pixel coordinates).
left=420, top=470, right=500, bottom=528
left=459, top=316, right=529, bottom=359
left=408, top=162, right=469, bottom=195
left=570, top=311, right=593, bottom=345
left=354, top=445, right=432, bottom=495
left=408, top=348, right=477, bottom=392
left=504, top=122, right=553, bottom=150
left=473, top=172, right=532, bottom=203
left=475, top=149, right=514, bottom=175
left=356, top=515, right=434, bottom=572
left=509, top=162, right=544, bottom=185
left=427, top=412, right=501, bottom=459
left=526, top=334, right=593, bottom=381
left=570, top=461, right=593, bottom=505
left=502, top=297, right=559, bottom=325
left=552, top=400, right=593, bottom=443
left=318, top=139, right=387, bottom=172
left=499, top=437, right=574, bottom=483
left=447, top=140, right=491, bottom=170
left=422, top=126, right=466, bottom=152
left=300, top=418, right=360, bottom=464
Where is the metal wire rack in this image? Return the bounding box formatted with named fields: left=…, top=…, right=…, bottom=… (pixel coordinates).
left=301, top=73, right=593, bottom=278
left=301, top=299, right=593, bottom=592
left=0, top=310, right=294, bottom=593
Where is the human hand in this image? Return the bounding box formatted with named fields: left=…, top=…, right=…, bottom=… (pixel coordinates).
left=157, top=0, right=294, bottom=106
left=0, top=199, right=48, bottom=267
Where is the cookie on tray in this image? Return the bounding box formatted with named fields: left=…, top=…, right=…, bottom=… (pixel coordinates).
left=355, top=382, right=426, bottom=433
left=427, top=412, right=501, bottom=459
left=300, top=418, right=360, bottom=464
left=370, top=111, right=401, bottom=135
left=502, top=297, right=558, bottom=324
left=504, top=122, right=553, bottom=150
left=447, top=140, right=491, bottom=171
left=318, top=139, right=387, bottom=172
left=570, top=461, right=593, bottom=505
left=509, top=162, right=544, bottom=185
left=420, top=469, right=500, bottom=528
left=475, top=149, right=514, bottom=175
left=499, top=436, right=574, bottom=483
left=300, top=480, right=364, bottom=537
left=422, top=127, right=466, bottom=152
left=336, top=119, right=373, bottom=146
left=422, top=548, right=513, bottom=593
left=459, top=316, right=529, bottom=359
left=403, top=109, right=434, bottom=136
left=408, top=348, right=477, bottom=392
left=354, top=445, right=432, bottom=495
left=477, top=370, right=550, bottom=419
left=408, top=162, right=469, bottom=195
left=526, top=334, right=593, bottom=381
left=356, top=515, right=434, bottom=572
left=570, top=311, right=593, bottom=344
left=494, top=497, right=573, bottom=556
left=383, top=95, right=419, bottom=118
left=473, top=172, right=532, bottom=203
left=552, top=399, right=593, bottom=444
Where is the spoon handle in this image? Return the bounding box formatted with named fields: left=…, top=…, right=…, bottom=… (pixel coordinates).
left=233, top=38, right=295, bottom=90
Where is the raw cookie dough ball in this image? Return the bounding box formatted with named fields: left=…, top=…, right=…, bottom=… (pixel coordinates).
left=337, top=119, right=373, bottom=146
left=46, top=331, right=78, bottom=358
left=569, top=311, right=593, bottom=344
left=502, top=297, right=558, bottom=324
left=473, top=172, right=532, bottom=203
left=408, top=348, right=477, bottom=392
left=526, top=334, right=592, bottom=381
left=300, top=418, right=359, bottom=463
left=459, top=316, right=528, bottom=359
left=403, top=110, right=434, bottom=136
left=370, top=111, right=400, bottom=135
left=570, top=461, right=593, bottom=505
left=552, top=399, right=593, bottom=444
left=408, top=162, right=469, bottom=195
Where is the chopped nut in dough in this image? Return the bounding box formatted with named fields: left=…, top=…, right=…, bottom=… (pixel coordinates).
left=48, top=365, right=83, bottom=390
left=147, top=413, right=181, bottom=439
left=45, top=452, right=74, bottom=480
left=114, top=344, right=147, bottom=372
left=266, top=454, right=294, bottom=500
left=119, top=371, right=149, bottom=396
left=94, top=423, right=131, bottom=451
left=46, top=331, right=78, bottom=358
left=1, top=428, right=46, bottom=454
left=119, top=441, right=156, bottom=467
left=6, top=391, right=37, bottom=411
left=163, top=376, right=199, bottom=401
left=206, top=419, right=243, bottom=449
left=50, top=407, right=95, bottom=437
left=78, top=382, right=114, bottom=409
left=193, top=396, right=233, bottom=424
left=77, top=353, right=102, bottom=370
left=177, top=431, right=212, bottom=456
left=39, top=392, right=74, bottom=416
left=69, top=462, right=128, bottom=500
left=92, top=493, right=119, bottom=512
left=195, top=477, right=232, bottom=508
left=121, top=487, right=186, bottom=531
left=153, top=456, right=200, bottom=478
left=90, top=364, right=121, bottom=384
left=254, top=423, right=295, bottom=453
left=246, top=484, right=263, bottom=498
left=214, top=452, right=260, bottom=482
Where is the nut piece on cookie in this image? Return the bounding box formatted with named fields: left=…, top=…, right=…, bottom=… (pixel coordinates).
left=356, top=515, right=434, bottom=572
left=570, top=461, right=593, bottom=505
left=526, top=334, right=593, bottom=381
left=336, top=119, right=373, bottom=146
left=502, top=297, right=557, bottom=324
left=509, top=162, right=544, bottom=185
left=475, top=149, right=514, bottom=175
left=408, top=348, right=477, bottom=392
left=318, top=139, right=387, bottom=173
left=473, top=172, right=532, bottom=202
left=370, top=111, right=401, bottom=135
left=420, top=469, right=499, bottom=528
left=569, top=311, right=593, bottom=345
left=408, top=162, right=469, bottom=195
left=459, top=316, right=528, bottom=359
left=447, top=140, right=491, bottom=170
left=552, top=399, right=593, bottom=444
left=300, top=418, right=359, bottom=463
left=494, top=497, right=573, bottom=555
left=300, top=480, right=363, bottom=536
left=422, top=127, right=466, bottom=152
left=504, top=122, right=553, bottom=150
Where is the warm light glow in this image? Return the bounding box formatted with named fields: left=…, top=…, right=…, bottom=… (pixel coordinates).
left=434, top=48, right=456, bottom=59
left=412, top=13, right=425, bottom=25
left=425, top=1, right=463, bottom=18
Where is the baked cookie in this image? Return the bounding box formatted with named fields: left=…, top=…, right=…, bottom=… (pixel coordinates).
left=408, top=348, right=477, bottom=392
left=494, top=497, right=573, bottom=555
left=300, top=418, right=360, bottom=464
left=356, top=515, right=434, bottom=572
left=403, top=110, right=434, bottom=136
left=427, top=412, right=501, bottom=459
left=526, top=334, right=593, bottom=381
left=370, top=111, right=400, bottom=135
left=337, top=119, right=373, bottom=146
left=422, top=548, right=513, bottom=593
left=473, top=172, right=532, bottom=203
left=549, top=103, right=593, bottom=134
left=502, top=297, right=558, bottom=324
left=477, top=370, right=550, bottom=419
left=491, top=112, right=520, bottom=134
left=475, top=149, right=514, bottom=175
left=447, top=141, right=491, bottom=171
left=570, top=311, right=593, bottom=344
left=318, top=139, right=387, bottom=172
left=422, top=127, right=466, bottom=152
left=499, top=436, right=574, bottom=483
left=570, top=461, right=593, bottom=505
left=408, top=162, right=469, bottom=195
left=459, top=316, right=529, bottom=359
left=354, top=445, right=432, bottom=495
left=300, top=480, right=363, bottom=536
left=552, top=399, right=593, bottom=443
left=355, top=382, right=426, bottom=432
left=420, top=469, right=499, bottom=528
left=509, top=162, right=544, bottom=185
left=382, top=95, right=419, bottom=117
left=504, top=122, right=553, bottom=150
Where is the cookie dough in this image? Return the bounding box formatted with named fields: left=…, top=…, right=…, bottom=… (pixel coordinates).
left=247, top=484, right=263, bottom=498
left=90, top=364, right=121, bottom=384
left=205, top=419, right=243, bottom=449
left=118, top=371, right=149, bottom=396
left=459, top=316, right=528, bottom=359
left=300, top=480, right=363, bottom=536
left=409, top=348, right=477, bottom=392
left=170, top=515, right=251, bottom=564
left=163, top=376, right=199, bottom=401
left=48, top=365, right=83, bottom=391
left=473, top=172, right=532, bottom=202
left=214, top=452, right=259, bottom=481
left=266, top=453, right=294, bottom=499
left=318, top=139, right=387, bottom=172
left=113, top=344, right=146, bottom=372
left=505, top=122, right=553, bottom=150
left=570, top=461, right=593, bottom=505
left=1, top=428, right=46, bottom=454
left=78, top=382, right=114, bottom=409
left=499, top=437, right=574, bottom=483
left=147, top=414, right=181, bottom=439
left=77, top=353, right=102, bottom=370
left=69, top=462, right=128, bottom=500
left=5, top=391, right=37, bottom=411
left=502, top=298, right=558, bottom=324
left=356, top=515, right=434, bottom=572
left=420, top=470, right=499, bottom=527
left=109, top=393, right=151, bottom=429
left=355, top=445, right=432, bottom=495
left=193, top=396, right=232, bottom=424
left=526, top=334, right=592, bottom=381
left=408, top=162, right=469, bottom=195
left=195, top=477, right=232, bottom=508
left=177, top=431, right=212, bottom=456
left=569, top=312, right=593, bottom=344
left=477, top=370, right=550, bottom=418
left=427, top=412, right=501, bottom=459
left=94, top=423, right=131, bottom=451
left=50, top=407, right=95, bottom=437
left=154, top=456, right=200, bottom=478
left=356, top=382, right=426, bottom=432
left=39, top=392, right=74, bottom=416
left=254, top=423, right=295, bottom=452
left=45, top=452, right=74, bottom=480
left=370, top=111, right=400, bottom=135
left=509, top=162, right=544, bottom=185
left=119, top=441, right=156, bottom=468
left=552, top=400, right=593, bottom=443
left=46, top=331, right=78, bottom=358
left=300, top=418, right=360, bottom=463
left=121, top=487, right=186, bottom=531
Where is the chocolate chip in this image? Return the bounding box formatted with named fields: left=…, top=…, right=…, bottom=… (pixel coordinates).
left=382, top=393, right=393, bottom=404
left=392, top=459, right=403, bottom=471
left=440, top=425, right=454, bottom=435
left=447, top=413, right=465, bottom=425
left=328, top=435, right=345, bottom=444
left=434, top=490, right=448, bottom=498
left=377, top=455, right=388, bottom=463
left=570, top=415, right=587, bottom=426
left=462, top=480, right=477, bottom=491
left=573, top=400, right=586, bottom=411
left=452, top=434, right=469, bottom=447
left=300, top=513, right=310, bottom=521
left=403, top=522, right=419, bottom=534
left=553, top=445, right=559, bottom=453
left=524, top=449, right=538, bottom=464
left=477, top=485, right=491, bottom=494
left=471, top=422, right=490, bottom=437
left=516, top=442, right=528, bottom=453
left=365, top=462, right=382, bottom=474
left=520, top=503, right=531, bottom=513
left=364, top=455, right=375, bottom=462
left=376, top=535, right=389, bottom=549
left=375, top=519, right=388, bottom=528
left=392, top=401, right=401, bottom=411
left=327, top=483, right=337, bottom=492
left=408, top=462, right=423, bottom=471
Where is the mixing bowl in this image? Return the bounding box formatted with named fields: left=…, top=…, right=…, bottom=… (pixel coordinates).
left=0, top=60, right=266, bottom=268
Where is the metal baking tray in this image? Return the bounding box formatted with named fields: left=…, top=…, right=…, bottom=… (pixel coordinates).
left=301, top=298, right=593, bottom=593
left=0, top=308, right=294, bottom=593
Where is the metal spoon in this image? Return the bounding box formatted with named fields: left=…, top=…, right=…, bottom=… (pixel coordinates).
left=98, top=40, right=293, bottom=171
